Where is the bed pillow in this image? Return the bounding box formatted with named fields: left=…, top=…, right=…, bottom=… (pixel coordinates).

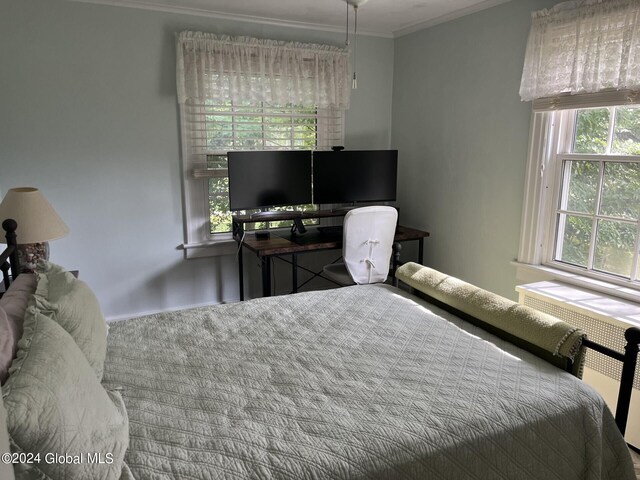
left=0, top=274, right=37, bottom=385
left=0, top=308, right=13, bottom=385
left=396, top=262, right=586, bottom=376
left=33, top=261, right=107, bottom=380
left=3, top=305, right=128, bottom=480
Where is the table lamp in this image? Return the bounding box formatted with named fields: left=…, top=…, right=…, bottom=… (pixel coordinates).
left=0, top=187, right=69, bottom=273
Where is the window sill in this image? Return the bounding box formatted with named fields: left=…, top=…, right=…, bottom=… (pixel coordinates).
left=512, top=261, right=640, bottom=305
left=181, top=239, right=237, bottom=258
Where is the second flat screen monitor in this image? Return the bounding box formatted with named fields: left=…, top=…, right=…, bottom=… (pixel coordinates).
left=313, top=150, right=398, bottom=204
left=228, top=150, right=312, bottom=211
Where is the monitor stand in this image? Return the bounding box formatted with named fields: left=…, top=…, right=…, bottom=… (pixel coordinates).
left=291, top=217, right=307, bottom=235
left=331, top=205, right=356, bottom=214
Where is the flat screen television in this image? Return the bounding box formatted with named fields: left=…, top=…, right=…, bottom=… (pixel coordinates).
left=312, top=150, right=398, bottom=204
left=227, top=150, right=313, bottom=211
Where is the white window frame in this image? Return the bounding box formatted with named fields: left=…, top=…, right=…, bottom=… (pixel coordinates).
left=517, top=98, right=640, bottom=300
left=179, top=103, right=344, bottom=258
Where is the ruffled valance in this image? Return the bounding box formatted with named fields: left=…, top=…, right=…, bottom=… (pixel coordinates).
left=176, top=31, right=351, bottom=109
left=520, top=0, right=640, bottom=102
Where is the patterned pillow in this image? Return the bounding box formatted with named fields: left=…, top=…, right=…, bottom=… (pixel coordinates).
left=33, top=262, right=107, bottom=380
left=0, top=307, right=13, bottom=385
left=3, top=306, right=128, bottom=480
left=0, top=274, right=37, bottom=384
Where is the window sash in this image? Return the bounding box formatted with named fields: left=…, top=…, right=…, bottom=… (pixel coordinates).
left=553, top=157, right=640, bottom=278
left=546, top=107, right=640, bottom=283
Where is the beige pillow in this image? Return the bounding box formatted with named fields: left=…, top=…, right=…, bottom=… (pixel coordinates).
left=3, top=306, right=128, bottom=480
left=34, top=262, right=107, bottom=380
left=0, top=274, right=37, bottom=385
left=0, top=307, right=13, bottom=385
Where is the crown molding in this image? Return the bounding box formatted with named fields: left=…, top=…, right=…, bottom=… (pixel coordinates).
left=393, top=0, right=512, bottom=38
left=65, top=0, right=394, bottom=38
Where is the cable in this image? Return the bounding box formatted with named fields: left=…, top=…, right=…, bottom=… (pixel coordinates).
left=352, top=5, right=358, bottom=89
left=345, top=0, right=350, bottom=46
left=236, top=231, right=246, bottom=258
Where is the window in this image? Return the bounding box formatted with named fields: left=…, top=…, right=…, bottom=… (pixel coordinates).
left=552, top=106, right=640, bottom=280
left=175, top=32, right=350, bottom=254
left=517, top=0, right=640, bottom=296
left=519, top=103, right=640, bottom=289
left=185, top=101, right=343, bottom=235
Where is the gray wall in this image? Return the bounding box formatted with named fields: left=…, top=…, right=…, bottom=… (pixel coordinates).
left=1, top=0, right=561, bottom=313
left=391, top=0, right=556, bottom=299
left=0, top=0, right=394, bottom=318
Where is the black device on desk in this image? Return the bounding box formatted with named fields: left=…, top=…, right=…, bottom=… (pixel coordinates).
left=289, top=225, right=342, bottom=245
left=317, top=225, right=343, bottom=236
left=288, top=231, right=329, bottom=245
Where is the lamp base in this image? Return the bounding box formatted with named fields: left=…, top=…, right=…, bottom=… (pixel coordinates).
left=17, top=242, right=49, bottom=273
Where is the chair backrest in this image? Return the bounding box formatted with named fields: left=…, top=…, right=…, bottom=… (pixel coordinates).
left=342, top=206, right=398, bottom=284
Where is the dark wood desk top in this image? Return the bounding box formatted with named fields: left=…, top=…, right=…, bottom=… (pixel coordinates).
left=241, top=225, right=429, bottom=257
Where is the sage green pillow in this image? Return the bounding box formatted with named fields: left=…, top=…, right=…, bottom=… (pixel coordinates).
left=34, top=261, right=107, bottom=381
left=3, top=306, right=128, bottom=480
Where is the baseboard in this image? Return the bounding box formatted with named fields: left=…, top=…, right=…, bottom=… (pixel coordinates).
left=105, top=298, right=238, bottom=322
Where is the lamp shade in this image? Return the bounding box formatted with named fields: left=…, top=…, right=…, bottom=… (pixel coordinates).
left=0, top=187, right=69, bottom=244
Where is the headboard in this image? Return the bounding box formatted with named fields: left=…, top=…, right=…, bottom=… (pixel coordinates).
left=0, top=218, right=18, bottom=480
left=0, top=219, right=20, bottom=291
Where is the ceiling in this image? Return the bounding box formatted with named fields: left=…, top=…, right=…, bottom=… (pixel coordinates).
left=69, top=0, right=512, bottom=37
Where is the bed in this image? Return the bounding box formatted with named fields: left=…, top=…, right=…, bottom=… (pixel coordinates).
left=0, top=218, right=638, bottom=480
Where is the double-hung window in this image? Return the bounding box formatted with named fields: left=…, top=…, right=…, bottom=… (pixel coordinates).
left=176, top=32, right=350, bottom=255
left=517, top=0, right=640, bottom=294
left=543, top=105, right=640, bottom=283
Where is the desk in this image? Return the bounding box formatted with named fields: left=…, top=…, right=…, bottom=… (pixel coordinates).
left=236, top=223, right=429, bottom=299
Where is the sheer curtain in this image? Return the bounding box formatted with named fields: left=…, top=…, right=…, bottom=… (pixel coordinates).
left=520, top=0, right=640, bottom=102
left=176, top=31, right=351, bottom=110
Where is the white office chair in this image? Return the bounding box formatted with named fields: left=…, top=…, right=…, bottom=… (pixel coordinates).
left=322, top=206, right=398, bottom=286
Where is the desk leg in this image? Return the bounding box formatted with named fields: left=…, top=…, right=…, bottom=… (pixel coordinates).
left=292, top=253, right=298, bottom=294
left=238, top=244, right=244, bottom=301
left=392, top=242, right=401, bottom=287
left=261, top=256, right=271, bottom=297
left=418, top=238, right=424, bottom=265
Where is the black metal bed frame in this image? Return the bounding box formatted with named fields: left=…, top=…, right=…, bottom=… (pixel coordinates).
left=0, top=219, right=19, bottom=292
left=404, top=286, right=640, bottom=442
left=1, top=218, right=638, bottom=442
left=582, top=333, right=640, bottom=436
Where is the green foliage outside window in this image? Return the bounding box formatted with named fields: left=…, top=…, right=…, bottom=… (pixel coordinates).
left=574, top=108, right=610, bottom=154
left=558, top=106, right=640, bottom=278
left=205, top=102, right=320, bottom=234
left=613, top=107, right=640, bottom=155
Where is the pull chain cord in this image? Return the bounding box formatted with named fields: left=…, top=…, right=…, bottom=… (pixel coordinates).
left=345, top=1, right=350, bottom=46
left=352, top=5, right=358, bottom=89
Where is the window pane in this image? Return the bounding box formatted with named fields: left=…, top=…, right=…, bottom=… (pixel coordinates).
left=563, top=161, right=599, bottom=214
left=600, top=162, right=640, bottom=219
left=207, top=155, right=227, bottom=169
left=593, top=220, right=637, bottom=277
left=612, top=106, right=640, bottom=155
left=208, top=172, right=230, bottom=232
left=209, top=191, right=231, bottom=233
left=556, top=214, right=592, bottom=267
left=573, top=108, right=610, bottom=154
left=206, top=114, right=234, bottom=151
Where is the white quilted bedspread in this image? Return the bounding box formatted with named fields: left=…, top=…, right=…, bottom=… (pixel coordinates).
left=103, top=285, right=635, bottom=480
